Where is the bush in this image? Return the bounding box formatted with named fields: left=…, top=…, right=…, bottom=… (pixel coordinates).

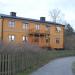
left=0, top=42, right=75, bottom=75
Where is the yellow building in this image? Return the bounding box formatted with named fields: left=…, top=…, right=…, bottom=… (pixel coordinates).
left=0, top=12, right=64, bottom=49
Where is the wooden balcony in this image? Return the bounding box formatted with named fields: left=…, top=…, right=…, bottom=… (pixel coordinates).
left=28, top=29, right=50, bottom=36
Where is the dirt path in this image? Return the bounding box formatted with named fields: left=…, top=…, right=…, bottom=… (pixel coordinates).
left=30, top=57, right=75, bottom=75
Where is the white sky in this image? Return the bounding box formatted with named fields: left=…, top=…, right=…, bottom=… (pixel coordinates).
left=0, top=0, right=75, bottom=29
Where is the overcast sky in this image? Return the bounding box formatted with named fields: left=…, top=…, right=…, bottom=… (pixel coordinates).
left=0, top=0, right=75, bottom=29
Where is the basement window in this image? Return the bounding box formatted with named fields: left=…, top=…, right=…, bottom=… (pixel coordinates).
left=9, top=21, right=15, bottom=27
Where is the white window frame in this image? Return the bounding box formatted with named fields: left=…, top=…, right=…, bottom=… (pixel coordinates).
left=56, top=26, right=61, bottom=32
left=23, top=23, right=28, bottom=29
left=9, top=21, right=15, bottom=27
left=9, top=35, right=15, bottom=41
left=35, top=24, right=40, bottom=30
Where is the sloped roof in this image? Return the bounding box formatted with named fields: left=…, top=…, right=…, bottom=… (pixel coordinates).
left=0, top=13, right=64, bottom=26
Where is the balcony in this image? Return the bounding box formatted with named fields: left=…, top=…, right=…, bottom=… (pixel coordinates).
left=45, top=30, right=50, bottom=35
left=28, top=29, right=50, bottom=36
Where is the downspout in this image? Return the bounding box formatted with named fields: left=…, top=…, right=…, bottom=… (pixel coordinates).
left=1, top=17, right=4, bottom=41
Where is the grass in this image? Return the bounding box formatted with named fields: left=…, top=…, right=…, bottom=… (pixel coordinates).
left=72, top=62, right=75, bottom=75
left=1, top=43, right=75, bottom=75
left=17, top=50, right=75, bottom=75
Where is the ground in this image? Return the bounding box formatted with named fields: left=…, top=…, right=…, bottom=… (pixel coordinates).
left=30, top=57, right=75, bottom=75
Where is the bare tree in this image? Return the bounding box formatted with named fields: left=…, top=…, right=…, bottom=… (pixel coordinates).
left=49, top=9, right=65, bottom=24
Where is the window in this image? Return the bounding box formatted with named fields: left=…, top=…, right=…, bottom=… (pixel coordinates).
left=56, top=26, right=61, bottom=32
left=35, top=24, right=40, bottom=30
left=0, top=21, right=2, bottom=26
left=9, top=35, right=15, bottom=41
left=34, top=36, right=39, bottom=42
left=23, top=36, right=25, bottom=41
left=23, top=23, right=28, bottom=29
left=56, top=38, right=60, bottom=44
left=45, top=35, right=50, bottom=43
left=9, top=21, right=15, bottom=27
left=22, top=36, right=28, bottom=41
left=46, top=26, right=49, bottom=30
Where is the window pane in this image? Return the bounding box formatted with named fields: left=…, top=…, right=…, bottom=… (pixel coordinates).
left=26, top=24, right=28, bottom=29
left=9, top=21, right=15, bottom=27
left=9, top=35, right=15, bottom=41
left=34, top=36, right=39, bottom=42
left=23, top=36, right=25, bottom=41
left=23, top=23, right=28, bottom=29
left=46, top=26, right=49, bottom=30
left=36, top=24, right=40, bottom=30
left=22, top=36, right=28, bottom=41
left=12, top=35, right=15, bottom=40
left=56, top=38, right=60, bottom=44
left=9, top=21, right=11, bottom=25
left=26, top=36, right=28, bottom=41
left=35, top=25, right=37, bottom=30
left=23, top=24, right=25, bottom=29
left=56, top=27, right=61, bottom=32
left=12, top=22, right=15, bottom=25
left=9, top=35, right=11, bottom=41
left=38, top=25, right=40, bottom=30
left=0, top=21, right=2, bottom=26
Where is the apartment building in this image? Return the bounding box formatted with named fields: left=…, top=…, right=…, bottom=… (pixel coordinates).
left=0, top=12, right=64, bottom=49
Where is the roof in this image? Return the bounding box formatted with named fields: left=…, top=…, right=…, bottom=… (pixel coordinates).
left=0, top=13, right=64, bottom=26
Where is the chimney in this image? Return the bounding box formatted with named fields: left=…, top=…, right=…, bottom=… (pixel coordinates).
left=40, top=17, right=45, bottom=22
left=10, top=12, right=16, bottom=17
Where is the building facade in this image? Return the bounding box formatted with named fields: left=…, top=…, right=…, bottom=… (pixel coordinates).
left=0, top=12, right=64, bottom=49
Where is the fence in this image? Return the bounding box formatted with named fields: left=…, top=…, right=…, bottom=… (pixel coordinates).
left=0, top=52, right=33, bottom=75
left=0, top=42, right=44, bottom=75
left=0, top=52, right=26, bottom=75
left=0, top=51, right=42, bottom=75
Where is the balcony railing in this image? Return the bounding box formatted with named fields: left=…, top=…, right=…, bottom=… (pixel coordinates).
left=28, top=29, right=50, bottom=35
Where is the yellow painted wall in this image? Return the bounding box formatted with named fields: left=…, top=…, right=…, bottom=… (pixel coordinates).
left=0, top=19, right=2, bottom=40
left=50, top=25, right=64, bottom=48
left=2, top=18, right=27, bottom=43
left=1, top=18, right=64, bottom=49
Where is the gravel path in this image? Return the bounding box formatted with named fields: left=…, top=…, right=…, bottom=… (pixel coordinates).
left=30, top=57, right=75, bottom=75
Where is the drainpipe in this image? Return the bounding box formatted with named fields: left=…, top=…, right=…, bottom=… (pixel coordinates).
left=1, top=17, right=4, bottom=41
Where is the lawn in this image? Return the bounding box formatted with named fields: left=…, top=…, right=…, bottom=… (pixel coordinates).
left=16, top=50, right=75, bottom=75
left=72, top=61, right=75, bottom=75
